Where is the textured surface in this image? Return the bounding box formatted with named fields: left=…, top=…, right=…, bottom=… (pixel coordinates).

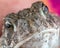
left=0, top=1, right=60, bottom=48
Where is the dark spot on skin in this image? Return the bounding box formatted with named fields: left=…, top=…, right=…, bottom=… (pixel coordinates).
left=42, top=3, right=45, bottom=7
left=46, top=14, right=55, bottom=23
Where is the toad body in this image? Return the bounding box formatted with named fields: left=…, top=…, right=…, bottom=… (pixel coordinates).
left=0, top=1, right=60, bottom=48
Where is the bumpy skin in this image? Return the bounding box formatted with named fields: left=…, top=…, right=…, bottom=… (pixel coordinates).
left=0, top=1, right=60, bottom=48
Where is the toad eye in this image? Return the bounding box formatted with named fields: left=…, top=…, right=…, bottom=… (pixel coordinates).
left=43, top=5, right=48, bottom=13
left=5, top=24, right=12, bottom=28
left=5, top=21, right=13, bottom=28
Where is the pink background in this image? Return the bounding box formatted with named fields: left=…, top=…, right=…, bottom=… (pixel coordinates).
left=0, top=0, right=60, bottom=37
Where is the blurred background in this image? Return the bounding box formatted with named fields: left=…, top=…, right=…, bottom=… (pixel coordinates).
left=0, top=0, right=60, bottom=36
left=43, top=0, right=60, bottom=15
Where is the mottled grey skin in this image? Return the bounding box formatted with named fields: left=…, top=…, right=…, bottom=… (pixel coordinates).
left=1, top=1, right=60, bottom=48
